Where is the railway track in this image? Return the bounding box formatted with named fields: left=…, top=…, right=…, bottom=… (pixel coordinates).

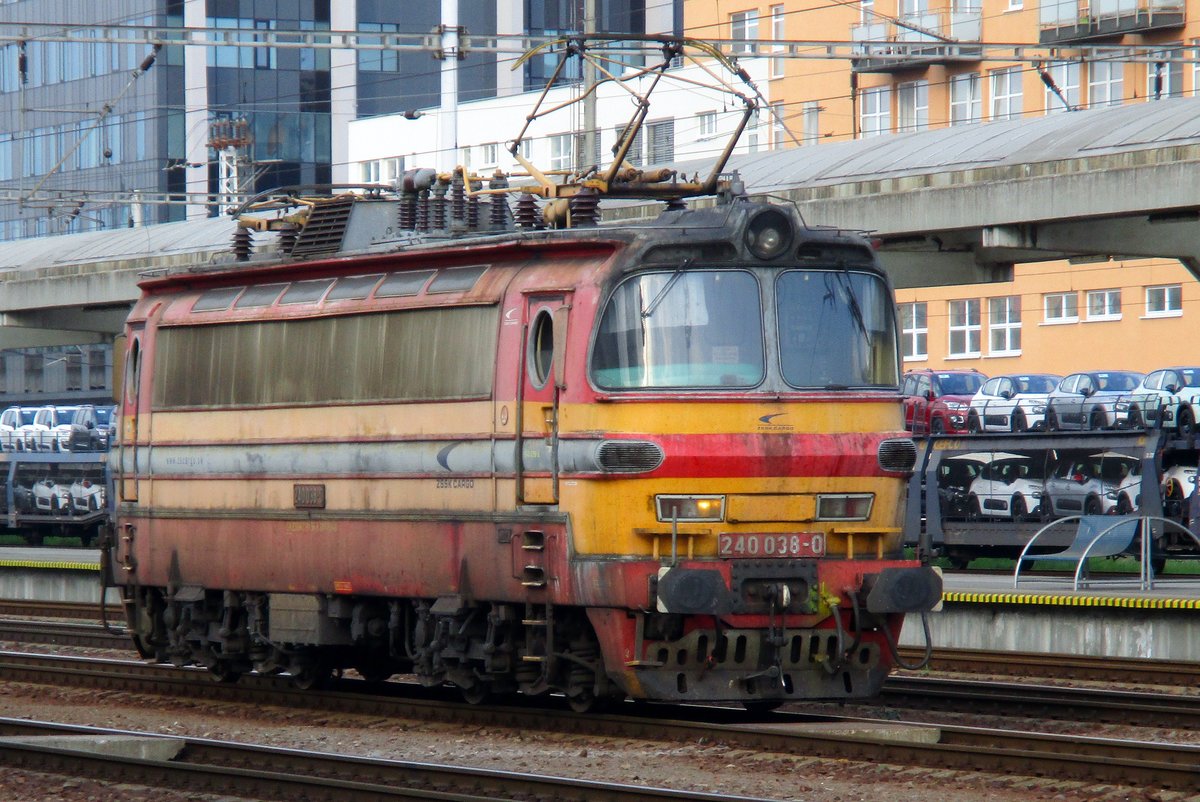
left=1, top=650, right=1199, bottom=792
left=0, top=717, right=753, bottom=802
left=898, top=645, right=1200, bottom=685
left=2, top=613, right=1198, bottom=727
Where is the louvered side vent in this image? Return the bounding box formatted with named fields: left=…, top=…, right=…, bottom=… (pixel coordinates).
left=877, top=438, right=917, bottom=473
left=289, top=197, right=357, bottom=258
left=596, top=440, right=664, bottom=474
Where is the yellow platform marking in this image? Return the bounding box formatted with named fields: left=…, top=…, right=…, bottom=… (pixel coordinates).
left=0, top=559, right=99, bottom=571
left=945, top=590, right=1200, bottom=609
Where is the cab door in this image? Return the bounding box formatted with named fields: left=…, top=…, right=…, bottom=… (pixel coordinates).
left=516, top=293, right=571, bottom=505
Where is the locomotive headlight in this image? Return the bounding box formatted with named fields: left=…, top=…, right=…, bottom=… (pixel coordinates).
left=744, top=209, right=793, bottom=260
left=816, top=493, right=874, bottom=521
left=656, top=494, right=725, bottom=522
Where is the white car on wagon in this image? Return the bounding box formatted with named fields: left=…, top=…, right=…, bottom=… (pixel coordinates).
left=1128, top=367, right=1200, bottom=435
left=967, top=373, right=1062, bottom=433
left=963, top=452, right=1045, bottom=520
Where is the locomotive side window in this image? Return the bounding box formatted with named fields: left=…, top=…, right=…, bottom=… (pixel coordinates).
left=776, top=270, right=899, bottom=389
left=326, top=274, right=385, bottom=301
left=153, top=306, right=498, bottom=408
left=529, top=309, right=555, bottom=388
left=377, top=270, right=435, bottom=298
left=234, top=284, right=288, bottom=308
left=428, top=265, right=488, bottom=293
left=591, top=270, right=763, bottom=389
left=280, top=279, right=334, bottom=305
left=193, top=287, right=243, bottom=312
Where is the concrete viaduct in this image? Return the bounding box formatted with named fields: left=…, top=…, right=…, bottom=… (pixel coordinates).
left=2, top=93, right=1199, bottom=350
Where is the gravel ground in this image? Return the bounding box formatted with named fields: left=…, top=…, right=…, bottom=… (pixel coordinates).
left=0, top=656, right=1188, bottom=802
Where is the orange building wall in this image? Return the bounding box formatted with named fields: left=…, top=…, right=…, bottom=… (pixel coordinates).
left=683, top=0, right=1200, bottom=374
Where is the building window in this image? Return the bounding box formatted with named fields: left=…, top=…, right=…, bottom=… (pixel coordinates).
left=646, top=119, right=674, bottom=163
left=1089, top=61, right=1124, bottom=108
left=480, top=143, right=498, bottom=167
left=730, top=10, right=759, bottom=54
left=949, top=73, right=981, bottom=125
left=549, top=133, right=573, bottom=171
left=1193, top=39, right=1200, bottom=97
left=988, top=296, right=1021, bottom=355
left=1146, top=52, right=1183, bottom=101
left=770, top=102, right=788, bottom=148
left=1146, top=284, right=1182, bottom=317
left=860, top=86, right=891, bottom=138
left=801, top=101, right=820, bottom=144
left=1044, top=62, right=1080, bottom=113
left=359, top=22, right=402, bottom=72
left=990, top=67, right=1022, bottom=121
left=770, top=5, right=786, bottom=77
left=1043, top=292, right=1078, bottom=323
left=696, top=111, right=717, bottom=138
left=897, top=81, right=928, bottom=132
left=861, top=0, right=874, bottom=23
left=900, top=302, right=928, bottom=360
left=948, top=299, right=981, bottom=357
left=1086, top=288, right=1122, bottom=321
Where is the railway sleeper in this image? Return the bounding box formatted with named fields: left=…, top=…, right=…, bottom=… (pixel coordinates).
left=123, top=586, right=615, bottom=708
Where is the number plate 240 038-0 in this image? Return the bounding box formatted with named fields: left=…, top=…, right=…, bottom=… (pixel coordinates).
left=717, top=532, right=825, bottom=558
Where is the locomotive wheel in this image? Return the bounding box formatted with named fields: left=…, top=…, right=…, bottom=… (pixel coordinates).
left=354, top=659, right=394, bottom=684
left=1011, top=409, right=1027, bottom=432
left=742, top=699, right=784, bottom=714
left=567, top=690, right=606, bottom=713
left=130, top=633, right=156, bottom=660
left=460, top=683, right=490, bottom=705
left=208, top=661, right=242, bottom=683
left=290, top=661, right=332, bottom=690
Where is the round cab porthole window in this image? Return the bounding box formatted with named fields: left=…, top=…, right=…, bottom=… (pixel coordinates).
left=529, top=309, right=555, bottom=388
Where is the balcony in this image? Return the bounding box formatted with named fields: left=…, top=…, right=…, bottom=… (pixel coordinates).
left=1039, top=0, right=1184, bottom=44
left=851, top=9, right=983, bottom=73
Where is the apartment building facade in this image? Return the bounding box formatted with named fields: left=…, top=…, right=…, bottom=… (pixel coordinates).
left=686, top=0, right=1200, bottom=377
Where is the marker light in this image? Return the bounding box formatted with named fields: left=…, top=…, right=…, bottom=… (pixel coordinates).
left=816, top=494, right=874, bottom=521
left=656, top=495, right=726, bottom=522
left=744, top=209, right=793, bottom=260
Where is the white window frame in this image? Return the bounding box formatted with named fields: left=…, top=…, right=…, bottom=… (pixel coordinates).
left=1146, top=50, right=1183, bottom=101
left=990, top=67, right=1022, bottom=121
left=801, top=101, right=820, bottom=145
left=900, top=302, right=928, bottom=361
left=949, top=73, right=981, bottom=125
left=988, top=296, right=1022, bottom=355
left=549, top=133, right=573, bottom=171
left=770, top=101, right=788, bottom=148
left=696, top=111, right=717, bottom=138
left=1193, top=39, right=1200, bottom=97
left=1145, top=284, right=1183, bottom=318
left=898, top=80, right=928, bottom=132
left=1086, top=288, right=1122, bottom=321
left=860, top=86, right=891, bottom=138
left=770, top=5, right=785, bottom=78
left=1043, top=292, right=1078, bottom=324
left=1043, top=61, right=1079, bottom=114
left=860, top=0, right=875, bottom=25
left=479, top=142, right=499, bottom=168
left=1089, top=61, right=1124, bottom=108
left=948, top=299, right=982, bottom=358
left=730, top=10, right=759, bottom=54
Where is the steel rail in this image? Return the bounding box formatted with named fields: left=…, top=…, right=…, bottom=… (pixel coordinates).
left=898, top=646, right=1200, bottom=685
left=2, top=651, right=1199, bottom=791
left=0, top=717, right=761, bottom=802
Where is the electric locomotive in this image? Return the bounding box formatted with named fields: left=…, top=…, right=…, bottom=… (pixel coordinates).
left=106, top=37, right=941, bottom=710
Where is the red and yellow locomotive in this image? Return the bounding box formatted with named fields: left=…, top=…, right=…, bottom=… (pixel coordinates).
left=107, top=37, right=939, bottom=710
left=108, top=184, right=939, bottom=710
